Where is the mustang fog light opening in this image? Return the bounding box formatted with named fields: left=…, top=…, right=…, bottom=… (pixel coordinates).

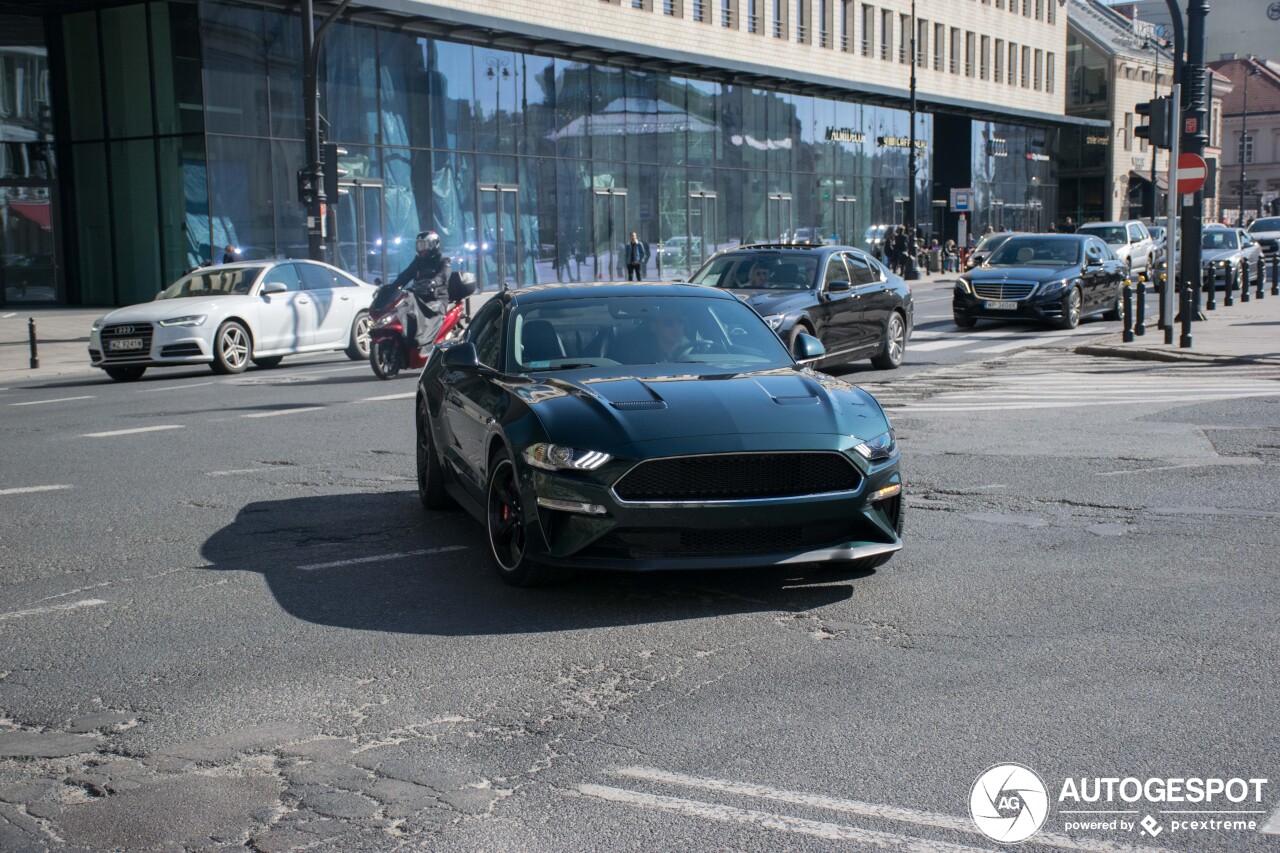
left=535, top=497, right=608, bottom=516
left=869, top=483, right=902, bottom=502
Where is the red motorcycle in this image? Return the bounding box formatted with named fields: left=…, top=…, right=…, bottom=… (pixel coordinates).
left=369, top=271, right=475, bottom=380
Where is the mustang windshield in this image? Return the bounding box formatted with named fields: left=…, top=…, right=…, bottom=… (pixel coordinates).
left=690, top=253, right=821, bottom=291
left=509, top=296, right=793, bottom=372
left=1202, top=231, right=1239, bottom=250
left=986, top=239, right=1081, bottom=266
left=158, top=267, right=264, bottom=299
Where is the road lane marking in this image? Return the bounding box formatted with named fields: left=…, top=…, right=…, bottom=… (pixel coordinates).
left=296, top=545, right=467, bottom=571
left=138, top=380, right=217, bottom=393
left=362, top=392, right=416, bottom=402
left=1094, top=459, right=1261, bottom=477
left=0, top=599, right=107, bottom=622
left=82, top=424, right=184, bottom=437
left=206, top=468, right=265, bottom=477
left=578, top=784, right=995, bottom=852
left=0, top=485, right=73, bottom=496
left=1, top=312, right=16, bottom=318
left=608, top=768, right=1175, bottom=853
left=891, top=392, right=1280, bottom=413
left=241, top=406, right=325, bottom=418
left=11, top=395, right=95, bottom=406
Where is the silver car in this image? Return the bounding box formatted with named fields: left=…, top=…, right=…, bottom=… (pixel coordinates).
left=1077, top=220, right=1156, bottom=275
left=1201, top=227, right=1264, bottom=289
left=89, top=260, right=376, bottom=382
left=1245, top=216, right=1280, bottom=258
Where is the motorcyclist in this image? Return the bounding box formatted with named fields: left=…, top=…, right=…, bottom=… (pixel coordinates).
left=391, top=231, right=452, bottom=348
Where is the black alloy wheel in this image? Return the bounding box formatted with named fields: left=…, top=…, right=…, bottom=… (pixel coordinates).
left=1057, top=286, right=1082, bottom=330
left=416, top=394, right=453, bottom=510
left=871, top=311, right=906, bottom=370
left=370, top=338, right=401, bottom=379
left=486, top=450, right=571, bottom=586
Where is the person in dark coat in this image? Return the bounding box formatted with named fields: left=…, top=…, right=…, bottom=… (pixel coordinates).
left=624, top=232, right=650, bottom=281
left=892, top=226, right=909, bottom=275
left=391, top=231, right=452, bottom=348
left=220, top=245, right=239, bottom=264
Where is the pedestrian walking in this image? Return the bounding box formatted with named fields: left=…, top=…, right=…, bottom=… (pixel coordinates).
left=1062, top=216, right=1077, bottom=234
left=624, top=232, right=649, bottom=281
left=892, top=227, right=909, bottom=276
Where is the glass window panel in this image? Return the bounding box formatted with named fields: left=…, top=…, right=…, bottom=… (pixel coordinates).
left=519, top=54, right=555, bottom=158
left=474, top=48, right=518, bottom=155
left=591, top=65, right=626, bottom=163
left=201, top=2, right=268, bottom=137
left=151, top=1, right=204, bottom=136
left=264, top=8, right=303, bottom=139
left=431, top=150, right=476, bottom=276
left=553, top=60, right=590, bottom=162
left=271, top=140, right=307, bottom=259
left=102, top=6, right=154, bottom=138
left=110, top=139, right=160, bottom=304
left=625, top=70, right=659, bottom=164
left=687, top=79, right=720, bottom=168
left=207, top=135, right=273, bottom=262
left=324, top=22, right=378, bottom=145
left=63, top=12, right=103, bottom=141
left=429, top=39, right=474, bottom=152
left=156, top=135, right=209, bottom=282
left=72, top=143, right=113, bottom=302
left=378, top=31, right=432, bottom=149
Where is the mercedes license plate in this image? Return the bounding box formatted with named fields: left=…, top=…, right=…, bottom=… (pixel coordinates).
left=108, top=338, right=145, bottom=351
left=984, top=300, right=1017, bottom=311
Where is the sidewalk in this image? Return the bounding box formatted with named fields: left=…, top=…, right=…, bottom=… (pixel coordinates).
left=1074, top=281, right=1280, bottom=365
left=0, top=307, right=104, bottom=380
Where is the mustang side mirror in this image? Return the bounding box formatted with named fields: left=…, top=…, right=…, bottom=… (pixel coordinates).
left=261, top=281, right=287, bottom=295
left=792, top=332, right=826, bottom=361
left=442, top=341, right=480, bottom=370
left=827, top=279, right=853, bottom=293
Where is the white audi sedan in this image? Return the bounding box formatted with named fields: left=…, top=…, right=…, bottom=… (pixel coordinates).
left=89, top=260, right=375, bottom=381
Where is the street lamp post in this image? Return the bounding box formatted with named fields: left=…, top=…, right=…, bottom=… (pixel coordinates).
left=1238, top=57, right=1259, bottom=226
left=1146, top=40, right=1162, bottom=220
left=904, top=0, right=921, bottom=280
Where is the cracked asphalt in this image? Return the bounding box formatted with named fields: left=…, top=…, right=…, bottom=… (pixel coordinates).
left=1, top=282, right=1278, bottom=852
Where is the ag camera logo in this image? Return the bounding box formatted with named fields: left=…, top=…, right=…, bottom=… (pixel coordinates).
left=970, top=764, right=1050, bottom=843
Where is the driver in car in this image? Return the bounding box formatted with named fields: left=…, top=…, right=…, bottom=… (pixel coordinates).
left=648, top=308, right=692, bottom=362
left=748, top=264, right=772, bottom=288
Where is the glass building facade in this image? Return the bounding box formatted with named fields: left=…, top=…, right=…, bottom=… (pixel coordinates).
left=0, top=0, right=1067, bottom=306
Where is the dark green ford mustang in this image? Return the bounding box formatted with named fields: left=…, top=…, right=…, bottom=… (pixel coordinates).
left=415, top=283, right=903, bottom=586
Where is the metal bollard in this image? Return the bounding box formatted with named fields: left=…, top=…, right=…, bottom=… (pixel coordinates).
left=1135, top=274, right=1146, bottom=335
left=28, top=317, right=39, bottom=369
left=1204, top=264, right=1216, bottom=310
left=1122, top=280, right=1134, bottom=342
left=1224, top=264, right=1235, bottom=307
left=1242, top=261, right=1251, bottom=303
left=1257, top=256, right=1266, bottom=299
left=1273, top=254, right=1279, bottom=296
left=1179, top=277, right=1194, bottom=349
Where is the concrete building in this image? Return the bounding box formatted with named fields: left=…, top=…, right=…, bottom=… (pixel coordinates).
left=0, top=0, right=1099, bottom=307
left=1210, top=56, right=1280, bottom=225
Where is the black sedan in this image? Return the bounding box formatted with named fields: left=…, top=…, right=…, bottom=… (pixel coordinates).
left=953, top=234, right=1126, bottom=330
left=415, top=283, right=904, bottom=586
left=688, top=243, right=914, bottom=370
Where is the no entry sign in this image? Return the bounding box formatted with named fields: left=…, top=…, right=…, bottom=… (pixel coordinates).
left=1176, top=153, right=1208, bottom=195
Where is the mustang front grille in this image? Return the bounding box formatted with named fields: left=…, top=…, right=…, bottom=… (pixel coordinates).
left=612, top=452, right=861, bottom=503
left=972, top=281, right=1037, bottom=300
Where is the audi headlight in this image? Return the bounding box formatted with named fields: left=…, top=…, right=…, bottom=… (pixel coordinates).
left=853, top=429, right=897, bottom=463
left=90, top=317, right=106, bottom=333
left=763, top=314, right=786, bottom=330
left=523, top=443, right=612, bottom=472
left=157, top=314, right=207, bottom=327
left=955, top=277, right=972, bottom=294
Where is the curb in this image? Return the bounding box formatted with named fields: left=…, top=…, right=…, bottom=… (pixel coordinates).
left=1074, top=339, right=1280, bottom=366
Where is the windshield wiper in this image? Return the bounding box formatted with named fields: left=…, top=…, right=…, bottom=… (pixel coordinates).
left=533, top=363, right=601, bottom=371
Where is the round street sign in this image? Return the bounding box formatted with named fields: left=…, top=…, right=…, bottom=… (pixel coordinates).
left=1176, top=153, right=1208, bottom=195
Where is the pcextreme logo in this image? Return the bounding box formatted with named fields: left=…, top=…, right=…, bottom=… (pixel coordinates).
left=969, top=764, right=1050, bottom=844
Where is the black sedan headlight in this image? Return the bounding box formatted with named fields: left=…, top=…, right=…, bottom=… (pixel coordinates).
left=1039, top=277, right=1079, bottom=296
left=955, top=277, right=972, bottom=295
left=523, top=443, right=612, bottom=471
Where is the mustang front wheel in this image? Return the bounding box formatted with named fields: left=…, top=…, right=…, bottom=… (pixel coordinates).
left=486, top=450, right=571, bottom=586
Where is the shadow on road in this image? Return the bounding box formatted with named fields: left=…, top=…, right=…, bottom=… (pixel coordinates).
left=201, top=490, right=864, bottom=636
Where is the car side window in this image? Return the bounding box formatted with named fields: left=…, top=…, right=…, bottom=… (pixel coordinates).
left=468, top=303, right=503, bottom=368
left=1127, top=224, right=1144, bottom=242
left=843, top=252, right=879, bottom=285
left=823, top=255, right=851, bottom=289
left=299, top=264, right=341, bottom=291
left=1085, top=240, right=1103, bottom=262
left=1241, top=232, right=1255, bottom=247
left=259, top=264, right=302, bottom=293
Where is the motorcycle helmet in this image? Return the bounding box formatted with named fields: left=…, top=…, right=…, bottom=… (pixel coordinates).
left=416, top=231, right=440, bottom=253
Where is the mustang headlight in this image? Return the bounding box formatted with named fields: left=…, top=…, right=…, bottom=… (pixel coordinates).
left=523, top=443, right=612, bottom=472
left=90, top=317, right=106, bottom=333
left=763, top=314, right=786, bottom=330
left=157, top=314, right=207, bottom=327
left=955, top=277, right=972, bottom=295
left=853, top=429, right=897, bottom=463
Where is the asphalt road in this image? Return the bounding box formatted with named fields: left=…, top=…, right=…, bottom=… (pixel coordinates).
left=0, top=278, right=1277, bottom=852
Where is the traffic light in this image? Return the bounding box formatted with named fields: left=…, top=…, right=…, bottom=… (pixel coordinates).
left=321, top=142, right=348, bottom=205
left=1134, top=97, right=1172, bottom=150
left=296, top=167, right=314, bottom=206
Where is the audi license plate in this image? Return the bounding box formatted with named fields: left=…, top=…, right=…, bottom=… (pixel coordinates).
left=984, top=300, right=1017, bottom=311
left=108, top=338, right=145, bottom=351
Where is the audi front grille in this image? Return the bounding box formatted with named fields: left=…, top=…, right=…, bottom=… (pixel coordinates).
left=100, top=323, right=154, bottom=362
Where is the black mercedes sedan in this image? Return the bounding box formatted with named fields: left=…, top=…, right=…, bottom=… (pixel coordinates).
left=953, top=234, right=1126, bottom=330
left=687, top=244, right=914, bottom=370
left=415, top=283, right=904, bottom=586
